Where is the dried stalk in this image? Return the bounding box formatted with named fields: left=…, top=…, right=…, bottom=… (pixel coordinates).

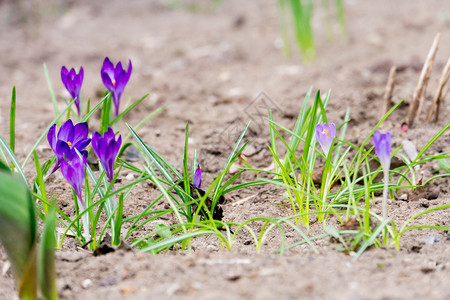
left=427, top=56, right=450, bottom=123
left=407, top=33, right=440, bottom=127
left=381, top=65, right=396, bottom=118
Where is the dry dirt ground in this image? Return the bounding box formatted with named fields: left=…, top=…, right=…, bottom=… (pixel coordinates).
left=0, top=0, right=450, bottom=299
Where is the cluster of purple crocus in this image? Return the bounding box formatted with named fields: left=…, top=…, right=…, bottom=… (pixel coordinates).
left=315, top=123, right=392, bottom=170
left=316, top=122, right=392, bottom=218
left=61, top=57, right=132, bottom=118
left=47, top=120, right=122, bottom=210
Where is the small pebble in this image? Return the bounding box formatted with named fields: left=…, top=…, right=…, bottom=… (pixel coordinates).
left=229, top=162, right=240, bottom=175
left=81, top=279, right=92, bottom=289
left=2, top=261, right=10, bottom=276
left=206, top=244, right=218, bottom=252
left=398, top=194, right=408, bottom=201
left=422, top=235, right=440, bottom=244
left=125, top=173, right=135, bottom=181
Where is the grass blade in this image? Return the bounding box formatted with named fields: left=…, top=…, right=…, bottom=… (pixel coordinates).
left=43, top=63, right=60, bottom=120
left=10, top=86, right=16, bottom=155
left=0, top=169, right=37, bottom=299
left=38, top=202, right=57, bottom=300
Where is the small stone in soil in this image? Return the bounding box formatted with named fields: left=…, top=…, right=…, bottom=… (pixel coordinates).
left=120, top=286, right=137, bottom=292
left=99, top=275, right=120, bottom=287
left=226, top=273, right=241, bottom=281
left=123, top=145, right=143, bottom=162
left=81, top=279, right=92, bottom=289
left=422, top=235, right=440, bottom=244
left=420, top=267, right=435, bottom=274
left=408, top=186, right=440, bottom=202
left=206, top=244, right=218, bottom=252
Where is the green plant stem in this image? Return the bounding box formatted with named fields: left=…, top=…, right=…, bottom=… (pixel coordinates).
left=75, top=195, right=90, bottom=242
left=105, top=184, right=118, bottom=239
left=320, top=174, right=330, bottom=223
left=382, top=169, right=389, bottom=221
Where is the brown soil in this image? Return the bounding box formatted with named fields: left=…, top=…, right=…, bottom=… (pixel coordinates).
left=1, top=0, right=449, bottom=299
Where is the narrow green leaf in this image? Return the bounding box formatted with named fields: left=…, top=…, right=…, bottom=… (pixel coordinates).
left=10, top=86, right=16, bottom=155
left=38, top=202, right=58, bottom=300
left=100, top=92, right=111, bottom=134
left=0, top=135, right=26, bottom=183
left=43, top=63, right=60, bottom=120
left=113, top=193, right=124, bottom=246
left=0, top=170, right=37, bottom=298
left=33, top=151, right=48, bottom=213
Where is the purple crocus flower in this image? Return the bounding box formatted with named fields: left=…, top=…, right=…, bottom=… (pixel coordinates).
left=61, top=154, right=87, bottom=206
left=61, top=66, right=84, bottom=117
left=47, top=119, right=91, bottom=176
left=193, top=165, right=202, bottom=189
left=101, top=57, right=132, bottom=117
left=92, top=126, right=122, bottom=183
left=316, top=123, right=336, bottom=156
left=373, top=130, right=392, bottom=171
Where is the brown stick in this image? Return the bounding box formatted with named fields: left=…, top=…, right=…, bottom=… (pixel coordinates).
left=381, top=66, right=397, bottom=118
left=407, top=33, right=441, bottom=127
left=427, top=56, right=450, bottom=123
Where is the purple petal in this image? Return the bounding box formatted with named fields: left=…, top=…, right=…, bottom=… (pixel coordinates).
left=56, top=141, right=72, bottom=161
left=104, top=156, right=115, bottom=182
left=73, top=122, right=89, bottom=144
left=101, top=57, right=115, bottom=76
left=91, top=132, right=103, bottom=158
left=101, top=71, right=114, bottom=91
left=113, top=73, right=127, bottom=94
left=72, top=67, right=83, bottom=97
left=373, top=130, right=381, bottom=147
left=329, top=123, right=337, bottom=139
left=68, top=68, right=76, bottom=78
left=115, top=135, right=122, bottom=153
left=57, top=119, right=75, bottom=143
left=73, top=138, right=91, bottom=151
left=101, top=57, right=115, bottom=88
left=61, top=155, right=86, bottom=203
left=109, top=135, right=122, bottom=159
left=115, top=61, right=132, bottom=91
left=92, top=129, right=121, bottom=183
left=61, top=66, right=69, bottom=77
left=97, top=136, right=108, bottom=159
left=114, top=61, right=124, bottom=78
left=315, top=124, right=324, bottom=141
left=79, top=150, right=89, bottom=159
left=193, top=165, right=202, bottom=189
left=373, top=130, right=392, bottom=171
left=47, top=124, right=58, bottom=152
left=104, top=127, right=115, bottom=142
left=126, top=59, right=132, bottom=80
left=316, top=123, right=336, bottom=155
left=112, top=93, right=121, bottom=117
left=78, top=67, right=84, bottom=85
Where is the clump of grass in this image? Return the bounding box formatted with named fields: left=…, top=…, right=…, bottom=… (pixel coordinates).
left=255, top=89, right=450, bottom=258
left=278, top=0, right=347, bottom=60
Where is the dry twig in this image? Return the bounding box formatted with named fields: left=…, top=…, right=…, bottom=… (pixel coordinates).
left=427, top=56, right=450, bottom=123
left=407, top=33, right=440, bottom=127
left=381, top=65, right=397, bottom=118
